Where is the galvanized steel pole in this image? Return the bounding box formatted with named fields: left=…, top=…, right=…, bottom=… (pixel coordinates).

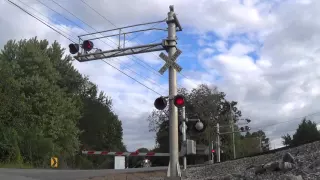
left=182, top=107, right=187, bottom=170
left=167, top=5, right=179, bottom=177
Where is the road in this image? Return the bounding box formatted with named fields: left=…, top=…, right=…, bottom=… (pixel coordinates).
left=0, top=167, right=168, bottom=180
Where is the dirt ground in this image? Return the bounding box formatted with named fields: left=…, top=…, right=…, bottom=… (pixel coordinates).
left=85, top=170, right=166, bottom=180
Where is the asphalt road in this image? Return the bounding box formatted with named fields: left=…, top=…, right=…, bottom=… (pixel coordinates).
left=0, top=167, right=168, bottom=180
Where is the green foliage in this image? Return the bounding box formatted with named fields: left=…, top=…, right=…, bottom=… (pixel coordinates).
left=148, top=84, right=249, bottom=163
left=237, top=130, right=269, bottom=157
left=282, top=118, right=320, bottom=146
left=0, top=37, right=126, bottom=169
left=281, top=134, right=292, bottom=146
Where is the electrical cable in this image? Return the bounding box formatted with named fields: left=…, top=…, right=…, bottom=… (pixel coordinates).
left=7, top=0, right=75, bottom=43
left=78, top=0, right=191, bottom=82
left=50, top=0, right=165, bottom=79
left=7, top=0, right=164, bottom=96
left=31, top=0, right=167, bottom=92
left=250, top=111, right=320, bottom=131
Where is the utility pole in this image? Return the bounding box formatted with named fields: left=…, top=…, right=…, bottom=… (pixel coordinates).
left=182, top=107, right=187, bottom=170
left=216, top=123, right=221, bottom=163
left=68, top=5, right=183, bottom=178
left=229, top=103, right=236, bottom=159
left=167, top=5, right=179, bottom=177
left=211, top=140, right=214, bottom=163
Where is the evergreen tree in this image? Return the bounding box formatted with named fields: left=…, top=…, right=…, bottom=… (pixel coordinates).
left=281, top=118, right=320, bottom=146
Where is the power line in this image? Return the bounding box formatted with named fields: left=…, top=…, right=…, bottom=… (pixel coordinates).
left=50, top=0, right=165, bottom=78
left=7, top=0, right=75, bottom=43
left=79, top=0, right=171, bottom=81
left=101, top=59, right=162, bottom=95
left=16, top=0, right=79, bottom=41
left=32, top=0, right=167, bottom=92
left=78, top=0, right=191, bottom=83
left=251, top=111, right=320, bottom=131
left=7, top=0, right=164, bottom=96
left=47, top=0, right=167, bottom=90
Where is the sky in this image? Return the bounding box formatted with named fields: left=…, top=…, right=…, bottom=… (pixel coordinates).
left=1, top=0, right=320, bottom=152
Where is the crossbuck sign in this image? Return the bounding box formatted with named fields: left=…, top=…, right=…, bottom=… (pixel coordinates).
left=158, top=48, right=182, bottom=75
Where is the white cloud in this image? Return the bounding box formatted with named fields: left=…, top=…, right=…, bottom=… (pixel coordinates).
left=181, top=0, right=320, bottom=149
left=228, top=43, right=255, bottom=56
left=2, top=0, right=320, bottom=153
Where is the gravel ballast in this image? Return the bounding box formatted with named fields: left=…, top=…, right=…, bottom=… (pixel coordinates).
left=183, top=141, right=320, bottom=180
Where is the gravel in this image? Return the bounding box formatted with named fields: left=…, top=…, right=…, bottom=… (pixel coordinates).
left=182, top=141, right=320, bottom=180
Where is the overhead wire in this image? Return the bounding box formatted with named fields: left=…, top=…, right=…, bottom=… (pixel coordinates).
left=249, top=111, right=320, bottom=131
left=78, top=0, right=191, bottom=85
left=67, top=1, right=320, bottom=138
left=50, top=0, right=167, bottom=80
left=7, top=0, right=75, bottom=43
left=7, top=0, right=163, bottom=96
left=10, top=0, right=317, bottom=138
left=31, top=0, right=167, bottom=93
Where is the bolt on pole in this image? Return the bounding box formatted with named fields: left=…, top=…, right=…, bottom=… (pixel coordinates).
left=182, top=107, right=187, bottom=170
left=168, top=5, right=179, bottom=177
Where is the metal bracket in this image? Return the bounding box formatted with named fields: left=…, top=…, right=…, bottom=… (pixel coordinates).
left=162, top=39, right=178, bottom=52
left=74, top=43, right=165, bottom=62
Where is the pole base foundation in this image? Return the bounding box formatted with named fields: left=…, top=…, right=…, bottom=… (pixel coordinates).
left=167, top=161, right=181, bottom=177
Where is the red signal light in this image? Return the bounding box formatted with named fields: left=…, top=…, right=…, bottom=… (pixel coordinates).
left=174, top=95, right=185, bottom=108
left=82, top=40, right=94, bottom=51
left=211, top=149, right=215, bottom=153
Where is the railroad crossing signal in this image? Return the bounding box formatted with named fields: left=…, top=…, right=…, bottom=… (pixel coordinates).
left=154, top=94, right=185, bottom=110
left=240, top=126, right=251, bottom=132
left=68, top=40, right=94, bottom=55
left=82, top=40, right=94, bottom=52
left=154, top=96, right=167, bottom=110
left=69, top=44, right=79, bottom=54
left=158, top=48, right=182, bottom=75
left=174, top=95, right=185, bottom=108
left=50, top=157, right=58, bottom=168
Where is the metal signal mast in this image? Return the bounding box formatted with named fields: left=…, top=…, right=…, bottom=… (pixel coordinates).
left=69, top=5, right=183, bottom=178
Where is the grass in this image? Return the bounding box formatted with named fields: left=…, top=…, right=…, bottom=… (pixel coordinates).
left=0, top=163, right=33, bottom=169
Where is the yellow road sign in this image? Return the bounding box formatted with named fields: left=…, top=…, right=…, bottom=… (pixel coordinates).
left=50, top=157, right=58, bottom=168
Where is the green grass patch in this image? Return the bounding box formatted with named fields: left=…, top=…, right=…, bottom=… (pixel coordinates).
left=0, top=163, right=33, bottom=169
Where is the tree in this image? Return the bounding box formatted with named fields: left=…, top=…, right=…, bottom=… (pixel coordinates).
left=237, top=130, right=270, bottom=157
left=282, top=134, right=292, bottom=146
left=0, top=38, right=82, bottom=166
left=251, top=130, right=270, bottom=151
left=147, top=84, right=243, bottom=161
left=282, top=118, right=320, bottom=146
left=0, top=37, right=127, bottom=169
left=78, top=90, right=126, bottom=169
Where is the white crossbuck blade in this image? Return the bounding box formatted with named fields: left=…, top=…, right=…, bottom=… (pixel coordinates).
left=158, top=49, right=182, bottom=75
